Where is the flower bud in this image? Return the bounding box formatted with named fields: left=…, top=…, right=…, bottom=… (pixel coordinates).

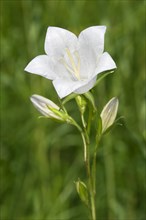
left=75, top=95, right=87, bottom=114
left=75, top=179, right=89, bottom=206
left=100, top=97, right=119, bottom=133
left=30, top=94, right=64, bottom=121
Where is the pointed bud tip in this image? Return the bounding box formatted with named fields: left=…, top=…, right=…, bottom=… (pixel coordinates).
left=30, top=94, right=38, bottom=104
left=111, top=97, right=119, bottom=106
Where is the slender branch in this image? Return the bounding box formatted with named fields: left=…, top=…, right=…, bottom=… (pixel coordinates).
left=74, top=96, right=97, bottom=220
left=92, top=151, right=97, bottom=196
left=80, top=112, right=97, bottom=220
left=87, top=105, right=93, bottom=135
left=81, top=132, right=87, bottom=162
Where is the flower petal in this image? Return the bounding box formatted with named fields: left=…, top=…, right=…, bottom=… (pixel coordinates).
left=53, top=78, right=86, bottom=98
left=24, top=55, right=73, bottom=80
left=79, top=26, right=106, bottom=59
left=79, top=49, right=97, bottom=79
left=74, top=77, right=97, bottom=94
left=45, top=27, right=78, bottom=58
left=24, top=55, right=56, bottom=80
left=78, top=26, right=106, bottom=78
left=94, top=52, right=117, bottom=76
left=73, top=52, right=117, bottom=94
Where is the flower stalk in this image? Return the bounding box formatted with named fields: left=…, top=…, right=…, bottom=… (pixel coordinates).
left=76, top=96, right=97, bottom=220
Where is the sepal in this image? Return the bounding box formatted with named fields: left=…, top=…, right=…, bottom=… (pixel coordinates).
left=95, top=70, right=114, bottom=86
left=62, top=93, right=78, bottom=105
left=83, top=91, right=96, bottom=112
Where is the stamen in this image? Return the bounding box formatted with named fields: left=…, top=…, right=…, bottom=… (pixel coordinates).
left=75, top=51, right=80, bottom=74
left=65, top=48, right=80, bottom=80
left=61, top=59, right=76, bottom=76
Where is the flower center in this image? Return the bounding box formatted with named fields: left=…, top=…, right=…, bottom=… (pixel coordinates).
left=62, top=48, right=80, bottom=80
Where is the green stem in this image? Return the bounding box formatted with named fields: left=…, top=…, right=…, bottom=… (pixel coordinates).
left=88, top=152, right=96, bottom=220
left=87, top=105, right=93, bottom=135
left=89, top=149, right=97, bottom=220
left=90, top=192, right=96, bottom=220
left=92, top=151, right=97, bottom=197
left=80, top=113, right=96, bottom=220
left=81, top=132, right=87, bottom=162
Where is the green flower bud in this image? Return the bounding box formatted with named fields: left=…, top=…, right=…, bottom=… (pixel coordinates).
left=75, top=179, right=89, bottom=206
left=75, top=95, right=87, bottom=114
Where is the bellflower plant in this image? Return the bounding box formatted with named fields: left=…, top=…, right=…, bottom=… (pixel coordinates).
left=25, top=26, right=119, bottom=220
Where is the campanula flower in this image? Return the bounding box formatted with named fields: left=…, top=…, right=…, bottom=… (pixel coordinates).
left=25, top=26, right=116, bottom=98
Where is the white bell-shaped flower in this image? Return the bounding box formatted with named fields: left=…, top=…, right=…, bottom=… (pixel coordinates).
left=25, top=26, right=116, bottom=98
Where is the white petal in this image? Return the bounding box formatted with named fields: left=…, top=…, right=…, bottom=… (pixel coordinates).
left=53, top=78, right=86, bottom=98
left=74, top=77, right=97, bottom=94
left=94, top=52, right=117, bottom=76
left=24, top=55, right=73, bottom=80
left=45, top=27, right=78, bottom=58
left=72, top=52, right=117, bottom=95
left=79, top=49, right=97, bottom=79
left=79, top=26, right=106, bottom=60
left=24, top=55, right=56, bottom=80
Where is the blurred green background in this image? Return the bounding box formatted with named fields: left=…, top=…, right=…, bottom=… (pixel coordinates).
left=1, top=0, right=145, bottom=220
